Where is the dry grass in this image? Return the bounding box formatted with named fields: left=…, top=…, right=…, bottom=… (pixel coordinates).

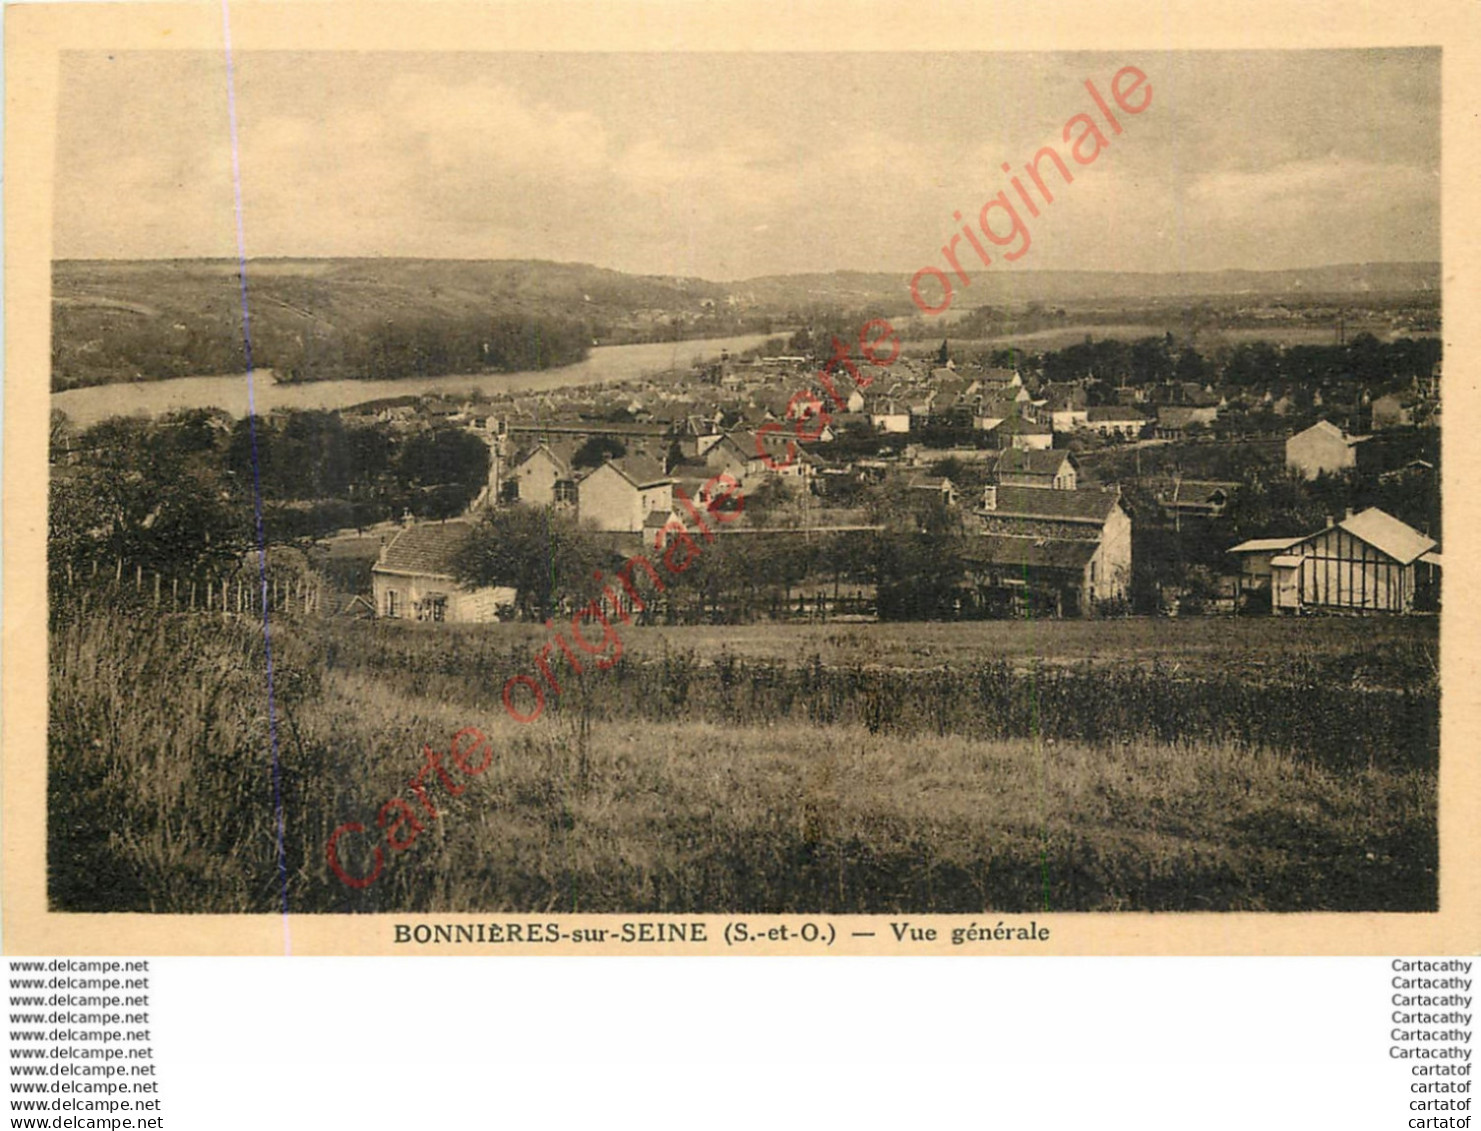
left=49, top=611, right=1438, bottom=914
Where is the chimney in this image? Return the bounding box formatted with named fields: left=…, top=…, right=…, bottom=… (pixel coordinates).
left=983, top=485, right=998, bottom=511
left=1325, top=514, right=1335, bottom=528
left=1344, top=506, right=1354, bottom=521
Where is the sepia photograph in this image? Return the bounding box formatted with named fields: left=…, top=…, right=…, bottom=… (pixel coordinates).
left=38, top=44, right=1443, bottom=920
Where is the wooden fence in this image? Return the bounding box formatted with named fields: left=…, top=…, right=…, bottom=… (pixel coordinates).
left=53, top=558, right=328, bottom=618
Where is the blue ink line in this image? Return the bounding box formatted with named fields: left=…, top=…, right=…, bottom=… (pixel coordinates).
left=220, top=0, right=292, bottom=954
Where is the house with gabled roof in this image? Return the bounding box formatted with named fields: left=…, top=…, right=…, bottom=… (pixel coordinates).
left=371, top=520, right=517, bottom=622
left=906, top=474, right=958, bottom=507
left=991, top=449, right=1078, bottom=490
left=578, top=455, right=675, bottom=532
left=1157, top=479, right=1240, bottom=520
left=1156, top=404, right=1219, bottom=437
left=1043, top=384, right=1090, bottom=431
left=1286, top=419, right=1369, bottom=480
left=509, top=442, right=578, bottom=507
left=989, top=415, right=1054, bottom=451
left=968, top=484, right=1132, bottom=613
left=714, top=428, right=822, bottom=486
left=973, top=397, right=1023, bottom=433
left=1229, top=507, right=1439, bottom=613
left=869, top=402, right=911, bottom=434
left=1083, top=405, right=1150, bottom=439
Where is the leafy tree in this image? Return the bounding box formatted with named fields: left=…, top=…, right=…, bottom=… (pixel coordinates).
left=572, top=435, right=628, bottom=470
left=1175, top=348, right=1209, bottom=386
left=744, top=477, right=798, bottom=529
left=1129, top=336, right=1174, bottom=386
left=863, top=480, right=965, bottom=619
left=55, top=417, right=246, bottom=576
left=930, top=457, right=967, bottom=484
left=453, top=506, right=605, bottom=620
left=395, top=428, right=490, bottom=516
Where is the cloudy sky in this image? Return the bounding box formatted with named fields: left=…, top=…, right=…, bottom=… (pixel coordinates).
left=54, top=49, right=1439, bottom=278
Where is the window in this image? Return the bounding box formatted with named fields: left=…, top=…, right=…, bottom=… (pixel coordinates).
left=385, top=589, right=401, bottom=618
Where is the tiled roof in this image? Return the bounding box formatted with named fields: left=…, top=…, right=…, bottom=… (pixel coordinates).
left=375, top=521, right=473, bottom=578
left=1229, top=536, right=1306, bottom=554
left=1086, top=406, right=1149, bottom=422
left=993, top=449, right=1071, bottom=476
left=964, top=534, right=1099, bottom=571
left=1336, top=507, right=1436, bottom=565
left=1293, top=419, right=1358, bottom=445
left=976, top=397, right=1022, bottom=418
left=1043, top=383, right=1088, bottom=409
left=512, top=442, right=575, bottom=477
left=991, top=416, right=1051, bottom=435
left=1160, top=479, right=1237, bottom=506
left=984, top=486, right=1121, bottom=523
left=608, top=455, right=671, bottom=487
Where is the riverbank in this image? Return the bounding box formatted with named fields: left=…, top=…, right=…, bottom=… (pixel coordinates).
left=52, top=332, right=776, bottom=428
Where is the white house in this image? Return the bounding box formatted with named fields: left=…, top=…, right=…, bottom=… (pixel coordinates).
left=1083, top=406, right=1150, bottom=439
left=509, top=443, right=576, bottom=506
left=578, top=456, right=675, bottom=532
left=1285, top=420, right=1367, bottom=480
left=1230, top=507, right=1439, bottom=613
left=992, top=449, right=1078, bottom=490
left=371, top=521, right=516, bottom=623
left=969, top=484, right=1133, bottom=614
left=870, top=402, right=912, bottom=433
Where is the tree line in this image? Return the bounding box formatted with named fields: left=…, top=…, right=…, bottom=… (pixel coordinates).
left=50, top=408, right=490, bottom=580
left=1024, top=332, right=1439, bottom=394
left=453, top=483, right=975, bottom=624
left=52, top=306, right=593, bottom=390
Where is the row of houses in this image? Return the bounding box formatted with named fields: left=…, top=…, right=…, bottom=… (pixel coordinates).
left=360, top=351, right=1439, bottom=623
left=371, top=443, right=1136, bottom=622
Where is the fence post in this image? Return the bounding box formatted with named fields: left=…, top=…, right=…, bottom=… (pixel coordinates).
left=154, top=572, right=161, bottom=607
left=189, top=580, right=196, bottom=611
left=172, top=577, right=179, bottom=610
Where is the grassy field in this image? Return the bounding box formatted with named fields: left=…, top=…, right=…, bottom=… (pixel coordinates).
left=48, top=610, right=1438, bottom=914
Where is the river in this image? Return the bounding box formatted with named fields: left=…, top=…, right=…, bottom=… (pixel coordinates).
left=51, top=332, right=776, bottom=428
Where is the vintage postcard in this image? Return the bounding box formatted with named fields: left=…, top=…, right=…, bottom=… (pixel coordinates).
left=4, top=1, right=1478, bottom=955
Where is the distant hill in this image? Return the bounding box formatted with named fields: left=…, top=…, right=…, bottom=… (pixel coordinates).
left=729, top=262, right=1442, bottom=310
left=52, top=257, right=1439, bottom=391
left=51, top=258, right=742, bottom=391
